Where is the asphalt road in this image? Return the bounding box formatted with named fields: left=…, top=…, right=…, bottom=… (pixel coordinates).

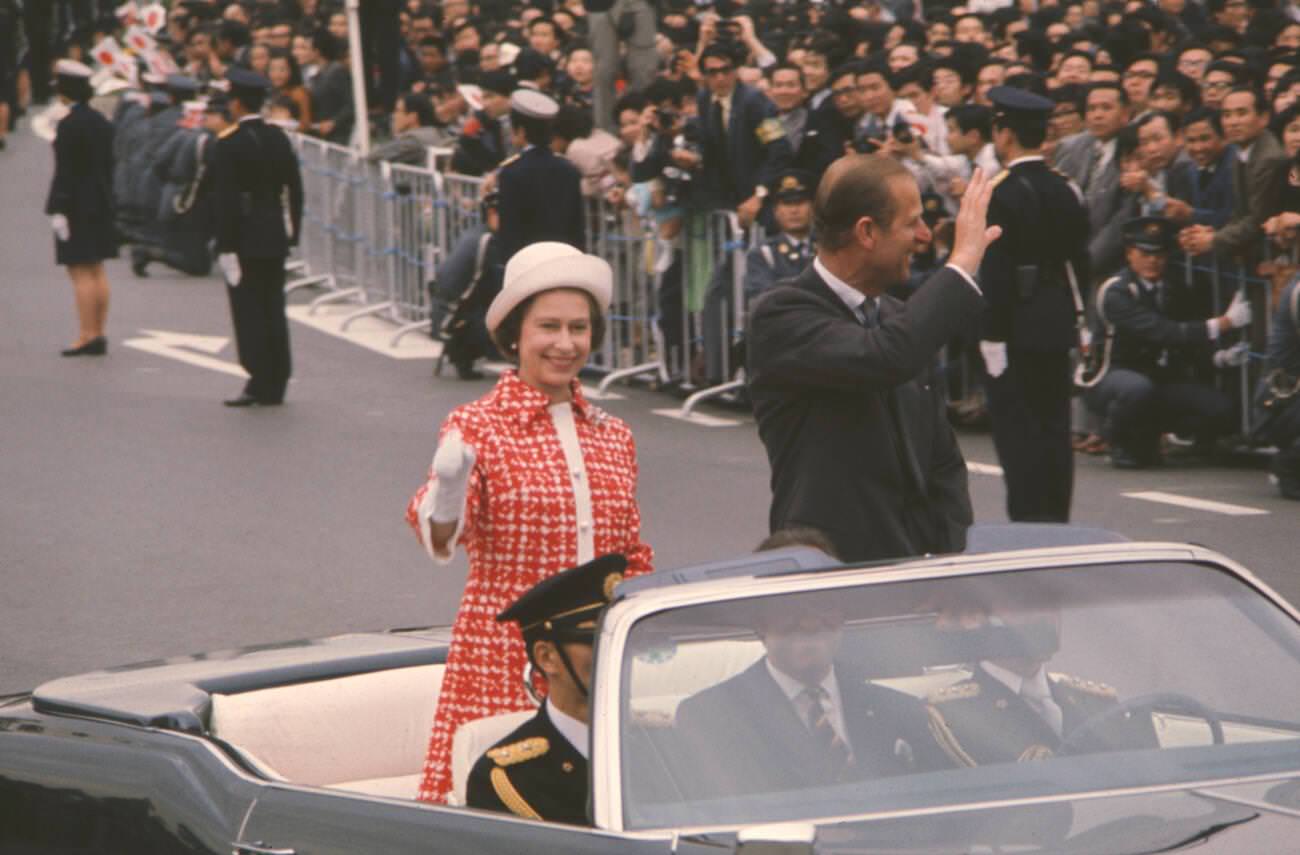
left=1, top=124, right=1295, bottom=694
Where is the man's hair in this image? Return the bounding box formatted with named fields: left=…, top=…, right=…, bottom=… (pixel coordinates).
left=813, top=155, right=912, bottom=253
left=528, top=15, right=557, bottom=34
left=1115, top=122, right=1141, bottom=160
left=218, top=19, right=251, bottom=48
left=1060, top=48, right=1095, bottom=68
left=1051, top=82, right=1086, bottom=113
left=312, top=29, right=342, bottom=62
left=1153, top=69, right=1201, bottom=109
left=858, top=54, right=895, bottom=89
left=1273, top=101, right=1300, bottom=138
left=644, top=76, right=687, bottom=107
left=553, top=103, right=594, bottom=142
left=1086, top=78, right=1129, bottom=105
left=1123, top=51, right=1160, bottom=71
left=418, top=34, right=447, bottom=52
left=893, top=60, right=933, bottom=91
left=613, top=91, right=647, bottom=117
left=830, top=59, right=863, bottom=86
left=766, top=62, right=805, bottom=88
left=1136, top=108, right=1181, bottom=135
left=1224, top=85, right=1267, bottom=114
left=1205, top=58, right=1244, bottom=84
left=947, top=103, right=993, bottom=139
left=399, top=92, right=436, bottom=126
left=700, top=42, right=740, bottom=68
left=1182, top=105, right=1224, bottom=135
left=270, top=93, right=300, bottom=119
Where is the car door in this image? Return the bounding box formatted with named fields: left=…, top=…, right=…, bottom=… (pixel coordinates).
left=235, top=784, right=675, bottom=855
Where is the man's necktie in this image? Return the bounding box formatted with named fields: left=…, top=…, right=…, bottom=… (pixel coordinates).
left=1198, top=167, right=1213, bottom=193
left=1085, top=141, right=1104, bottom=196
left=713, top=98, right=727, bottom=136
left=856, top=298, right=879, bottom=328
left=1020, top=682, right=1064, bottom=738
left=801, top=685, right=851, bottom=775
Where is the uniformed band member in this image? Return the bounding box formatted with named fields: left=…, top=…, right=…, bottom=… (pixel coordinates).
left=742, top=169, right=816, bottom=306
left=47, top=59, right=118, bottom=357
left=495, top=88, right=585, bottom=263
left=465, top=553, right=628, bottom=825
left=1081, top=217, right=1246, bottom=468
left=977, top=85, right=1090, bottom=522
left=211, top=66, right=304, bottom=407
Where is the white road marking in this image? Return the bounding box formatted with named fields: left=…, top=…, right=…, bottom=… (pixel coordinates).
left=966, top=461, right=1004, bottom=476
left=123, top=329, right=247, bottom=379
left=1124, top=491, right=1269, bottom=517
left=652, top=408, right=743, bottom=428
left=286, top=305, right=440, bottom=360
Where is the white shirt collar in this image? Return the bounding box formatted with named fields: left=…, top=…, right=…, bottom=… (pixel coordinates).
left=1237, top=141, right=1254, bottom=163
left=814, top=256, right=869, bottom=315
left=1096, top=136, right=1117, bottom=168
left=546, top=699, right=589, bottom=759
left=1005, top=154, right=1044, bottom=169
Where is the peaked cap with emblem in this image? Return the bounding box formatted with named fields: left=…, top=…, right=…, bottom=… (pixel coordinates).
left=771, top=169, right=813, bottom=202
left=498, top=553, right=627, bottom=642
left=987, top=85, right=1053, bottom=120
left=510, top=87, right=559, bottom=120
left=225, top=65, right=270, bottom=97
left=1122, top=216, right=1176, bottom=253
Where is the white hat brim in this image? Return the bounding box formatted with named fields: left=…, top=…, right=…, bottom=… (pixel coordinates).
left=486, top=253, right=612, bottom=333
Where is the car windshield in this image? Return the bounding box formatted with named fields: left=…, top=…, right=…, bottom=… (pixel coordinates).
left=616, top=561, right=1300, bottom=831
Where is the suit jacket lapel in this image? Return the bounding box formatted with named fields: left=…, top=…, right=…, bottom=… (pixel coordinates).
left=798, top=264, right=863, bottom=325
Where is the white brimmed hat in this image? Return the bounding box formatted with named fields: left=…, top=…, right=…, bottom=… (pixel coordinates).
left=55, top=59, right=94, bottom=79
left=486, top=242, right=612, bottom=333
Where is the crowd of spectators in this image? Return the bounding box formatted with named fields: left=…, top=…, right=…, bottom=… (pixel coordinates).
left=3, top=0, right=1299, bottom=462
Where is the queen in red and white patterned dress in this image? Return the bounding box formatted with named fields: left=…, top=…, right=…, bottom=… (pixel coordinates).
left=406, top=242, right=653, bottom=804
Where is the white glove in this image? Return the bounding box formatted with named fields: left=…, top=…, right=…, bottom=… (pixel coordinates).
left=1222, top=291, right=1252, bottom=329
left=1213, top=341, right=1250, bottom=369
left=218, top=252, right=242, bottom=286
left=429, top=430, right=477, bottom=523
left=50, top=214, right=70, bottom=242
left=979, top=340, right=1008, bottom=379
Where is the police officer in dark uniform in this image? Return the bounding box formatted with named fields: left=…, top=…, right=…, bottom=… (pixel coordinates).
left=465, top=554, right=628, bottom=825
left=212, top=67, right=304, bottom=407
left=430, top=190, right=504, bottom=380
left=1080, top=217, right=1247, bottom=468
left=977, top=85, right=1090, bottom=522
left=1256, top=275, right=1300, bottom=499
left=742, top=170, right=815, bottom=306
left=495, top=88, right=585, bottom=262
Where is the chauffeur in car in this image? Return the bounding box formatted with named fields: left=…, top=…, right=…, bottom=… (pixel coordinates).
left=465, top=554, right=627, bottom=824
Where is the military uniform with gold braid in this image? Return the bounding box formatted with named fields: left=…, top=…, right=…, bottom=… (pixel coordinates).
left=926, top=664, right=1156, bottom=766
left=465, top=554, right=627, bottom=825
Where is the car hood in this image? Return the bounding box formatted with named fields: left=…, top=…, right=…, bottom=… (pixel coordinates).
left=30, top=627, right=450, bottom=732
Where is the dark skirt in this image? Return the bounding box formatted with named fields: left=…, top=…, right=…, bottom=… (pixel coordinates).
left=55, top=213, right=119, bottom=266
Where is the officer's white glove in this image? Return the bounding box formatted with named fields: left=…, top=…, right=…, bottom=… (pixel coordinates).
left=218, top=252, right=242, bottom=286
left=979, top=340, right=1008, bottom=379
left=50, top=214, right=70, bottom=242
left=1222, top=291, right=1252, bottom=329
left=1212, top=341, right=1250, bottom=369
left=430, top=429, right=477, bottom=523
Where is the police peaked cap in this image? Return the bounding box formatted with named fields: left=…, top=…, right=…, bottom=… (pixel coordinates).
left=1122, top=216, right=1177, bottom=252
left=225, top=66, right=270, bottom=94
left=987, top=85, right=1053, bottom=120
left=498, top=554, right=628, bottom=642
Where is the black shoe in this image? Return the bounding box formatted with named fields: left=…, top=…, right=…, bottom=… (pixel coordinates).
left=61, top=337, right=107, bottom=357
left=453, top=360, right=483, bottom=380
left=131, top=247, right=151, bottom=277
left=223, top=393, right=261, bottom=407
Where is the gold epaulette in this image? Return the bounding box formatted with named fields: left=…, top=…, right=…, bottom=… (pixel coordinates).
left=928, top=681, right=981, bottom=704
left=488, top=736, right=549, bottom=767
left=218, top=125, right=239, bottom=139
left=755, top=117, right=786, bottom=144
left=1049, top=672, right=1118, bottom=698
left=926, top=704, right=977, bottom=768
left=490, top=767, right=542, bottom=820
left=989, top=169, right=1010, bottom=189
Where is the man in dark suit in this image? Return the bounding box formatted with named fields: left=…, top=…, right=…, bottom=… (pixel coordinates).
left=451, top=70, right=515, bottom=177
left=746, top=155, right=1000, bottom=563
left=1176, top=107, right=1236, bottom=230
left=674, top=597, right=952, bottom=797
left=496, top=89, right=585, bottom=261
left=977, top=86, right=1090, bottom=523
left=466, top=555, right=628, bottom=824
left=212, top=67, right=304, bottom=407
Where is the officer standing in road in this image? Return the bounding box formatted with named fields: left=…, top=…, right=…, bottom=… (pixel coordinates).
left=977, top=86, right=1090, bottom=522
left=496, top=89, right=585, bottom=262
left=465, top=554, right=628, bottom=825
left=1255, top=274, right=1300, bottom=500
left=212, top=67, right=304, bottom=408
left=1080, top=217, right=1247, bottom=468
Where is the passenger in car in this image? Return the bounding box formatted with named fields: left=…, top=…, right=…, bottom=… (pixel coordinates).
left=925, top=593, right=1158, bottom=766
left=672, top=595, right=954, bottom=797
left=465, top=554, right=626, bottom=824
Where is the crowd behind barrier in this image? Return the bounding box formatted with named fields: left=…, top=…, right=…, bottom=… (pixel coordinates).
left=286, top=131, right=1291, bottom=440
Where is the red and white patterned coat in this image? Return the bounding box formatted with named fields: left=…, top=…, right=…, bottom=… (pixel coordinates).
left=405, top=370, right=653, bottom=803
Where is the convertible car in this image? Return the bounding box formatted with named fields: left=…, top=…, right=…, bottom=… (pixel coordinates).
left=7, top=527, right=1300, bottom=853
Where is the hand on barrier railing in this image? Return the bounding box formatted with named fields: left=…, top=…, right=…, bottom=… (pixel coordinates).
left=1212, top=342, right=1250, bottom=369
left=949, top=168, right=1003, bottom=279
